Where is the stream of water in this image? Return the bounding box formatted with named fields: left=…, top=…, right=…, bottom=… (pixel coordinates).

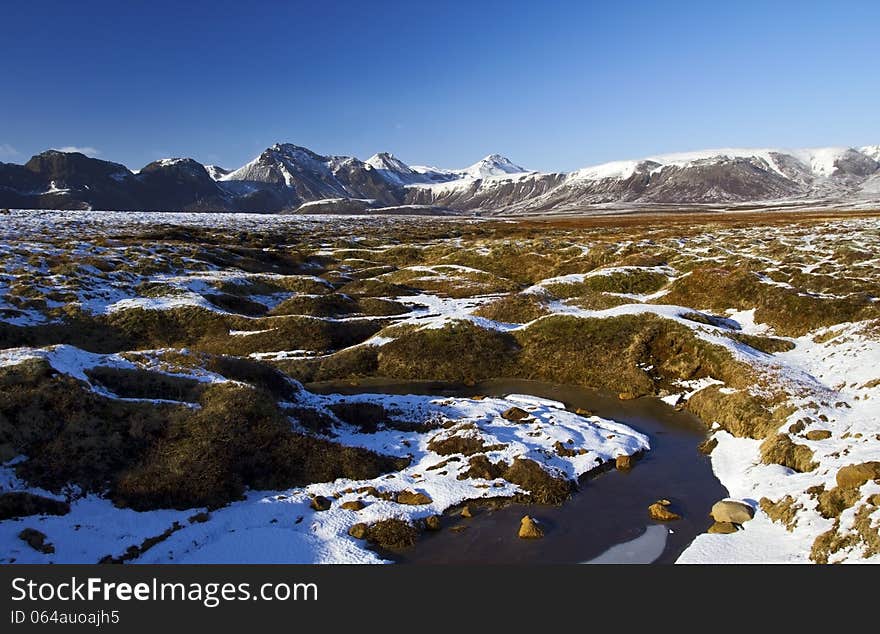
left=307, top=378, right=727, bottom=564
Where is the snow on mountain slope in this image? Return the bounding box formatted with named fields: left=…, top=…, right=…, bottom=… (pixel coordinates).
left=461, top=154, right=529, bottom=178
left=860, top=145, right=880, bottom=162
left=365, top=152, right=433, bottom=186
left=400, top=145, right=880, bottom=213
left=205, top=165, right=230, bottom=180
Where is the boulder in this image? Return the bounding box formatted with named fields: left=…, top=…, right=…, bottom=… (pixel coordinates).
left=188, top=511, right=210, bottom=524
left=708, top=521, right=739, bottom=534
left=18, top=528, right=54, bottom=554
left=710, top=500, right=755, bottom=524
left=396, top=490, right=432, bottom=505
left=518, top=515, right=544, bottom=539
left=460, top=505, right=474, bottom=518
left=348, top=523, right=368, bottom=539
left=697, top=437, right=718, bottom=455
left=310, top=495, right=332, bottom=512
left=501, top=406, right=531, bottom=422
left=341, top=500, right=366, bottom=512
left=648, top=499, right=681, bottom=521
left=805, top=430, right=832, bottom=441
left=425, top=515, right=442, bottom=531
left=836, top=462, right=880, bottom=489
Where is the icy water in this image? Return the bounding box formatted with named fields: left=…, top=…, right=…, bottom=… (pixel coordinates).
left=307, top=378, right=727, bottom=564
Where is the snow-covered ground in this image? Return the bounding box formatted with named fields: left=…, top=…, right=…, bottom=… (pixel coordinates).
left=0, top=343, right=648, bottom=563
left=1, top=210, right=879, bottom=564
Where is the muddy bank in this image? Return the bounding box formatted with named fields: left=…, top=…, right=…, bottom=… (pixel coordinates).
left=307, top=378, right=727, bottom=563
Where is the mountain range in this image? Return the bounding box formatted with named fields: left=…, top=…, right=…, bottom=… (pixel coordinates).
left=2, top=142, right=878, bottom=215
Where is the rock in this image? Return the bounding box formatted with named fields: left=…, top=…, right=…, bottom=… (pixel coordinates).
left=697, top=437, right=718, bottom=455
left=836, top=462, right=880, bottom=489
left=805, top=430, right=832, bottom=441
left=341, top=500, right=366, bottom=512
left=615, top=454, right=634, bottom=470
left=710, top=500, right=755, bottom=524
left=868, top=494, right=880, bottom=506
left=460, top=505, right=474, bottom=518
left=310, top=495, right=332, bottom=512
left=518, top=515, right=544, bottom=539
left=501, top=406, right=531, bottom=422
left=396, top=490, right=432, bottom=505
left=18, top=528, right=54, bottom=554
left=648, top=500, right=681, bottom=521
left=188, top=511, right=210, bottom=524
left=708, top=521, right=739, bottom=534
left=348, top=523, right=368, bottom=539
left=574, top=407, right=593, bottom=417
left=554, top=441, right=579, bottom=457
left=618, top=392, right=639, bottom=401
left=425, top=515, right=442, bottom=531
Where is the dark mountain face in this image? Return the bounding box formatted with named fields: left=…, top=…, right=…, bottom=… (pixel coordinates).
left=4, top=151, right=139, bottom=210
left=135, top=159, right=229, bottom=211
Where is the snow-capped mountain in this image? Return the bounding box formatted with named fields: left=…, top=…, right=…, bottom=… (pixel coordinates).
left=460, top=154, right=529, bottom=179
left=1, top=143, right=878, bottom=213
left=220, top=143, right=403, bottom=207
left=403, top=146, right=880, bottom=213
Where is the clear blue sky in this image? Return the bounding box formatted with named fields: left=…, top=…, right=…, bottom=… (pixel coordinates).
left=1, top=0, right=878, bottom=172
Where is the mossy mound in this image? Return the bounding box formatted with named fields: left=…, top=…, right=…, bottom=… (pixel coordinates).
left=364, top=518, right=420, bottom=550
left=759, top=434, right=818, bottom=473
left=503, top=458, right=573, bottom=505
left=472, top=293, right=551, bottom=324
left=661, top=266, right=880, bottom=336
left=84, top=366, right=206, bottom=402
left=0, top=363, right=406, bottom=511
left=377, top=321, right=518, bottom=383
left=115, top=384, right=409, bottom=510
left=686, top=386, right=790, bottom=439
left=0, top=492, right=70, bottom=520
left=270, top=295, right=408, bottom=318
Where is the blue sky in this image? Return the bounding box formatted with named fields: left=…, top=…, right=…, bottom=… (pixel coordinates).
left=1, top=0, right=878, bottom=172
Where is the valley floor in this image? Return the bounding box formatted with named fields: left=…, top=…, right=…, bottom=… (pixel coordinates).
left=1, top=208, right=879, bottom=564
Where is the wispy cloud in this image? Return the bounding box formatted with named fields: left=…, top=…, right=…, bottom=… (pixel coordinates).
left=0, top=143, right=19, bottom=160
left=52, top=146, right=101, bottom=157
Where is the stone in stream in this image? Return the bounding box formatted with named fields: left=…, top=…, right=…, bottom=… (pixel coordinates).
left=648, top=499, right=681, bottom=521
left=710, top=500, right=754, bottom=524
left=460, top=504, right=474, bottom=518
left=518, top=515, right=544, bottom=539
left=425, top=515, right=442, bottom=531
left=615, top=454, right=635, bottom=470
